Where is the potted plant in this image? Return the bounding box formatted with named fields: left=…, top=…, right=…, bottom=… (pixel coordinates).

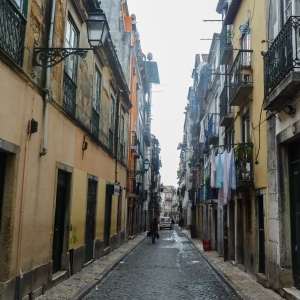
left=235, top=143, right=251, bottom=179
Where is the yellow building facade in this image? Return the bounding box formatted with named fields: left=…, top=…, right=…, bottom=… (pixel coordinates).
left=0, top=0, right=132, bottom=298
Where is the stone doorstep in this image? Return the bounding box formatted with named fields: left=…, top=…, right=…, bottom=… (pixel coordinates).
left=256, top=273, right=269, bottom=288
left=284, top=288, right=300, bottom=300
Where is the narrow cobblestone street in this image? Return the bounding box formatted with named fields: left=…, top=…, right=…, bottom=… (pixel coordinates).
left=82, top=227, right=237, bottom=300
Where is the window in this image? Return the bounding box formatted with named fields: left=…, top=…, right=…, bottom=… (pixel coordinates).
left=65, top=17, right=79, bottom=81
left=92, top=68, right=101, bottom=137
left=242, top=118, right=250, bottom=143
left=109, top=97, right=115, bottom=151
left=63, top=15, right=79, bottom=116
left=120, top=115, right=125, bottom=161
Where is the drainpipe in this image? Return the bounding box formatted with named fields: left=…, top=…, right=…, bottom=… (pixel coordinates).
left=15, top=123, right=30, bottom=300
left=40, top=0, right=56, bottom=156
left=114, top=89, right=122, bottom=183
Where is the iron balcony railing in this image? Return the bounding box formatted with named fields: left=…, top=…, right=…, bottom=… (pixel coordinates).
left=0, top=0, right=26, bottom=65
left=235, top=143, right=253, bottom=182
left=264, top=16, right=300, bottom=98
left=91, top=109, right=99, bottom=138
left=131, top=131, right=140, bottom=153
left=229, top=50, right=253, bottom=98
left=207, top=113, right=219, bottom=143
left=203, top=68, right=212, bottom=96
left=120, top=143, right=124, bottom=162
left=109, top=130, right=114, bottom=152
left=63, top=73, right=77, bottom=116
left=220, top=85, right=234, bottom=115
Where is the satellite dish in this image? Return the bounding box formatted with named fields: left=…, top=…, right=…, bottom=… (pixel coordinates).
left=147, top=52, right=153, bottom=61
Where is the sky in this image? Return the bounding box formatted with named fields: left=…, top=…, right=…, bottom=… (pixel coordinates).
left=127, top=0, right=221, bottom=187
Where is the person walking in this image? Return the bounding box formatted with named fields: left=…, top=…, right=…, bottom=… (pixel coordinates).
left=179, top=217, right=184, bottom=230
left=150, top=218, right=158, bottom=244
left=171, top=218, right=175, bottom=230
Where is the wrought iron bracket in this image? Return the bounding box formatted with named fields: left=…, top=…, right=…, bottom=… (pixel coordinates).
left=33, top=45, right=96, bottom=68
left=129, top=170, right=145, bottom=178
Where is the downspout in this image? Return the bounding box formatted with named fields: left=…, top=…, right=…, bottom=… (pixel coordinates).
left=115, top=90, right=122, bottom=183
left=15, top=126, right=30, bottom=300
left=40, top=0, right=56, bottom=156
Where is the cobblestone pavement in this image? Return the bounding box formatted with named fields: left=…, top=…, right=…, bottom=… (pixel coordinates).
left=182, top=229, right=284, bottom=300
left=82, top=228, right=237, bottom=300
left=36, top=234, right=146, bottom=300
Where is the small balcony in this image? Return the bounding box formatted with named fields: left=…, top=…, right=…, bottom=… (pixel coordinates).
left=207, top=113, right=219, bottom=145
left=131, top=131, right=140, bottom=157
left=228, top=50, right=253, bottom=106
left=235, top=143, right=254, bottom=190
left=219, top=85, right=234, bottom=126
left=219, top=25, right=233, bottom=64
left=0, top=0, right=26, bottom=65
left=263, top=16, right=300, bottom=110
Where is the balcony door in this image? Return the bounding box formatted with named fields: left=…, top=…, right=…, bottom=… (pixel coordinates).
left=289, top=139, right=300, bottom=288
left=282, top=0, right=292, bottom=25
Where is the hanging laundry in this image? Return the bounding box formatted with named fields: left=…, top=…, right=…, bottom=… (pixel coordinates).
left=199, top=114, right=207, bottom=143
left=215, top=153, right=223, bottom=189
left=223, top=149, right=229, bottom=204
left=210, top=154, right=216, bottom=188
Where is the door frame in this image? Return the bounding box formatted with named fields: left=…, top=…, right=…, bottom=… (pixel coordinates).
left=255, top=189, right=266, bottom=275
left=84, top=175, right=98, bottom=263
left=52, top=163, right=73, bottom=275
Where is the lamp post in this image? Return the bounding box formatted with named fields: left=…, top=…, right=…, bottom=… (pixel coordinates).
left=33, top=8, right=109, bottom=68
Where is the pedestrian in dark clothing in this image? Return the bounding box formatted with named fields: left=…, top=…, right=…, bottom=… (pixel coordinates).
left=179, top=217, right=184, bottom=229
left=150, top=218, right=158, bottom=244
left=171, top=218, right=175, bottom=230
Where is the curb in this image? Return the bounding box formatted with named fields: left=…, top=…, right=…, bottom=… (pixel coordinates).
left=70, top=235, right=147, bottom=300
left=182, top=231, right=249, bottom=300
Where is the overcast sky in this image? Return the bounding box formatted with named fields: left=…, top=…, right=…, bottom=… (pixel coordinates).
left=127, top=0, right=221, bottom=187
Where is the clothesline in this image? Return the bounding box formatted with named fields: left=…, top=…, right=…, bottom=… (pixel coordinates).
left=206, top=142, right=252, bottom=154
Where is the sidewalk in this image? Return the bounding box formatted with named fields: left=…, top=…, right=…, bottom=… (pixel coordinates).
left=181, top=229, right=284, bottom=300
left=36, top=234, right=146, bottom=300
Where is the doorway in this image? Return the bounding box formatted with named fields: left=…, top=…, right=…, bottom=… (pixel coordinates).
left=116, top=193, right=122, bottom=247
left=104, top=194, right=112, bottom=248
left=52, top=170, right=69, bottom=273
left=258, top=195, right=265, bottom=273
left=0, top=152, right=6, bottom=232
left=84, top=179, right=97, bottom=263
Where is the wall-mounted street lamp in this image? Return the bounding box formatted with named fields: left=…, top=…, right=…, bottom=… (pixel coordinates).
left=283, top=105, right=296, bottom=116
left=33, top=8, right=109, bottom=68
left=129, top=158, right=150, bottom=177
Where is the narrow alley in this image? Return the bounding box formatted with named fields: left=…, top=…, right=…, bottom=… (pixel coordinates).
left=82, top=227, right=237, bottom=300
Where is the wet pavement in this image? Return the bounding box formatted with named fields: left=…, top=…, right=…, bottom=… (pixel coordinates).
left=82, top=228, right=237, bottom=300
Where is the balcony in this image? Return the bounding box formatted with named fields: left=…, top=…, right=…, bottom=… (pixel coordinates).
left=0, top=0, right=26, bottom=65
left=228, top=50, right=253, bottom=106
left=131, top=131, right=140, bottom=157
left=207, top=113, right=219, bottom=145
left=219, top=25, right=233, bottom=64
left=63, top=73, right=77, bottom=116
left=235, top=143, right=254, bottom=190
left=219, top=85, right=234, bottom=126
left=263, top=16, right=300, bottom=110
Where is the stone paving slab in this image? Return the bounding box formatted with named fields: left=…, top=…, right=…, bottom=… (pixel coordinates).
left=181, top=229, right=284, bottom=300
left=36, top=235, right=145, bottom=300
